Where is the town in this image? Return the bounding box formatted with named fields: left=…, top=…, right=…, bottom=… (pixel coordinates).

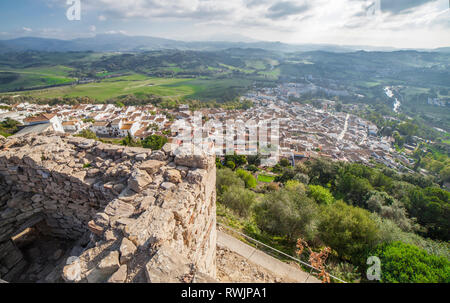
left=0, top=86, right=415, bottom=171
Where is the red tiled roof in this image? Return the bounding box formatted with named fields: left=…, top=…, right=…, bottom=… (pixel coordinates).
left=24, top=114, right=56, bottom=123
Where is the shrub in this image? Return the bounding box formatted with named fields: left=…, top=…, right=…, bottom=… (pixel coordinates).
left=371, top=241, right=450, bottom=283
left=254, top=188, right=318, bottom=241
left=225, top=160, right=236, bottom=170
left=216, top=168, right=245, bottom=195
left=318, top=201, right=380, bottom=263
left=77, top=129, right=98, bottom=140
left=142, top=135, right=168, bottom=150
left=236, top=169, right=257, bottom=189
left=220, top=185, right=257, bottom=218
left=246, top=164, right=259, bottom=173
left=308, top=185, right=335, bottom=205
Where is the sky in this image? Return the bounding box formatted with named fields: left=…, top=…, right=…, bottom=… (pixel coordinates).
left=0, top=0, right=449, bottom=49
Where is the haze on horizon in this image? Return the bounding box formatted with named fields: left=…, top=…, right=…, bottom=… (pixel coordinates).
left=0, top=0, right=449, bottom=49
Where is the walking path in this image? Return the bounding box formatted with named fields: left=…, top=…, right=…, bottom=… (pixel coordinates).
left=217, top=231, right=321, bottom=283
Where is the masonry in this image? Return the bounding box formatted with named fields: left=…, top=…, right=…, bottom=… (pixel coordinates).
left=0, top=132, right=217, bottom=283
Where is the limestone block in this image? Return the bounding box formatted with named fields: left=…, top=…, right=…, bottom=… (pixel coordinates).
left=119, top=238, right=137, bottom=264
left=128, top=169, right=152, bottom=193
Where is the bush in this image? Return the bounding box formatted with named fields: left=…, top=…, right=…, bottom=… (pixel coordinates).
left=371, top=241, right=450, bottom=283
left=308, top=185, right=335, bottom=205
left=220, top=185, right=257, bottom=218
left=225, top=160, right=236, bottom=170
left=254, top=187, right=318, bottom=241
left=77, top=129, right=98, bottom=140
left=365, top=191, right=419, bottom=232
left=318, top=201, right=380, bottom=263
left=216, top=168, right=245, bottom=195
left=142, top=135, right=168, bottom=150
left=246, top=164, right=259, bottom=173
left=236, top=169, right=257, bottom=189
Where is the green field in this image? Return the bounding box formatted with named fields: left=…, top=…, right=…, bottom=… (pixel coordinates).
left=7, top=74, right=193, bottom=101
left=4, top=73, right=253, bottom=102
left=257, top=174, right=276, bottom=183
left=0, top=65, right=76, bottom=92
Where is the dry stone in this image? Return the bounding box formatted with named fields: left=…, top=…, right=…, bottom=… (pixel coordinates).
left=0, top=132, right=217, bottom=283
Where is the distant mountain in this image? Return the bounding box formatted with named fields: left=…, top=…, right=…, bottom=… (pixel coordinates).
left=434, top=47, right=450, bottom=53
left=0, top=34, right=447, bottom=54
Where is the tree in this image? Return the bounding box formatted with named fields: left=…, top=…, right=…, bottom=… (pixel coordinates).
left=142, top=135, right=168, bottom=150
left=365, top=191, right=419, bottom=232
left=225, top=153, right=247, bottom=168
left=279, top=158, right=291, bottom=167
left=247, top=154, right=262, bottom=166
left=254, top=188, right=319, bottom=241
left=371, top=241, right=450, bottom=283
left=122, top=132, right=142, bottom=147
left=216, top=168, right=245, bottom=195
left=318, top=201, right=380, bottom=263
left=225, top=160, right=236, bottom=170
left=308, top=185, right=335, bottom=206
left=219, top=185, right=257, bottom=218
left=216, top=157, right=224, bottom=169
left=246, top=164, right=259, bottom=173
left=236, top=169, right=257, bottom=189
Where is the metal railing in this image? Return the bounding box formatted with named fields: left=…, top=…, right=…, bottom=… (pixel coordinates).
left=217, top=223, right=347, bottom=283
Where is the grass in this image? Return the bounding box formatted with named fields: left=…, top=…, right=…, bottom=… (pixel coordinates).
left=7, top=75, right=195, bottom=101
left=257, top=174, right=276, bottom=183
left=0, top=65, right=76, bottom=92
left=4, top=73, right=253, bottom=102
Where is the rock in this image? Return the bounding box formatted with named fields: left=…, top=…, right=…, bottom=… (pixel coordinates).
left=123, top=206, right=175, bottom=247
left=145, top=243, right=191, bottom=283
left=164, top=169, right=182, bottom=184
left=87, top=251, right=120, bottom=283
left=128, top=169, right=152, bottom=193
left=174, top=148, right=214, bottom=169
left=104, top=199, right=135, bottom=219
left=63, top=258, right=81, bottom=282
left=94, top=212, right=110, bottom=228
left=150, top=151, right=166, bottom=161
left=161, top=182, right=175, bottom=190
left=193, top=272, right=217, bottom=283
left=119, top=238, right=137, bottom=264
left=88, top=220, right=104, bottom=236
left=135, top=154, right=147, bottom=161
left=108, top=265, right=128, bottom=283
left=139, top=160, right=165, bottom=175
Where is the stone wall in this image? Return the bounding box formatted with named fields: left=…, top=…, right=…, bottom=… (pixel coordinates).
left=0, top=132, right=216, bottom=282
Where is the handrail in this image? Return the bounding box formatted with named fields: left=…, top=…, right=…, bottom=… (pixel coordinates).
left=217, top=222, right=348, bottom=283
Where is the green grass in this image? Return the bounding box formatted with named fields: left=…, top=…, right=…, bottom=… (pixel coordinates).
left=4, top=73, right=253, bottom=102
left=0, top=65, right=76, bottom=92
left=7, top=75, right=195, bottom=101
left=257, top=174, right=276, bottom=183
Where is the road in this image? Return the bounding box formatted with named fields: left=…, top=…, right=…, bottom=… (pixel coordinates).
left=338, top=114, right=350, bottom=141
left=217, top=231, right=321, bottom=283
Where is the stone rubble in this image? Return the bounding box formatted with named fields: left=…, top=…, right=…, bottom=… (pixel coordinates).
left=0, top=131, right=217, bottom=283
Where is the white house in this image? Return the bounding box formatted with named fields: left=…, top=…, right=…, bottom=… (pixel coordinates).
left=91, top=121, right=110, bottom=137
left=23, top=113, right=64, bottom=133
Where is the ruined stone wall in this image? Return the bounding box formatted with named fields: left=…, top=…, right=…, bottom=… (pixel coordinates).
left=0, top=132, right=216, bottom=282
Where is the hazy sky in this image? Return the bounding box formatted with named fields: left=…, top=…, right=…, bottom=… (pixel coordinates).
left=0, top=0, right=449, bottom=48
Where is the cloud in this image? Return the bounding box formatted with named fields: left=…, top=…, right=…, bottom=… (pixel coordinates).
left=380, top=0, right=432, bottom=14
left=90, top=25, right=97, bottom=32
left=22, top=27, right=32, bottom=32
left=105, top=30, right=127, bottom=35
left=13, top=0, right=450, bottom=48
left=266, top=1, right=310, bottom=19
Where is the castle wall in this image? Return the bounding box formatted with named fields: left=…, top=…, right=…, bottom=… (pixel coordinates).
left=0, top=133, right=217, bottom=282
